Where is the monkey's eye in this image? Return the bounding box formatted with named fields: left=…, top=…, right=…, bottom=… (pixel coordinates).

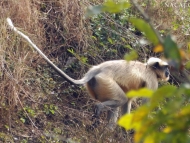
left=152, top=62, right=159, bottom=69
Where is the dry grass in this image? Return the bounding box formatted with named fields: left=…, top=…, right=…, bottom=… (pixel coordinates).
left=0, top=0, right=44, bottom=121
left=0, top=0, right=129, bottom=142
left=140, top=0, right=190, bottom=46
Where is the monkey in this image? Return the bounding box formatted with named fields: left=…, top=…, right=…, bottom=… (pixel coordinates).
left=84, top=57, right=170, bottom=129
left=7, top=18, right=170, bottom=130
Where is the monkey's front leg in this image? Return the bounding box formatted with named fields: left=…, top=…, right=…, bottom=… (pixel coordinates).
left=106, top=107, right=119, bottom=130
left=121, top=99, right=133, bottom=115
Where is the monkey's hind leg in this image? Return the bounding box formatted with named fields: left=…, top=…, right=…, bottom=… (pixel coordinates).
left=90, top=76, right=128, bottom=129
left=92, top=100, right=121, bottom=129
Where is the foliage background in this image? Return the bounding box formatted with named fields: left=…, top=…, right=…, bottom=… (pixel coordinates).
left=0, top=0, right=189, bottom=142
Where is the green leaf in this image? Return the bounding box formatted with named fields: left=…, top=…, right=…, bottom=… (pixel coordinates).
left=103, top=0, right=130, bottom=13
left=107, top=37, right=113, bottom=44
left=127, top=88, right=154, bottom=98
left=124, top=44, right=132, bottom=50
left=4, top=125, right=9, bottom=130
left=67, top=48, right=74, bottom=54
left=177, top=105, right=190, bottom=117
left=185, top=61, right=190, bottom=69
left=50, top=109, right=55, bottom=114
left=150, top=85, right=177, bottom=108
left=163, top=35, right=181, bottom=62
left=85, top=5, right=103, bottom=17
left=118, top=106, right=149, bottom=130
left=129, top=18, right=159, bottom=45
left=91, top=36, right=97, bottom=41
left=20, top=118, right=25, bottom=123
left=85, top=0, right=130, bottom=17
left=124, top=50, right=138, bottom=61
left=121, top=37, right=127, bottom=43
left=118, top=113, right=134, bottom=130
left=81, top=56, right=88, bottom=63
left=144, top=133, right=156, bottom=143
left=133, top=105, right=149, bottom=123
left=181, top=84, right=190, bottom=95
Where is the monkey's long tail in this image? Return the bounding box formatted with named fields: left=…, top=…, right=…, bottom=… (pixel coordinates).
left=6, top=18, right=100, bottom=85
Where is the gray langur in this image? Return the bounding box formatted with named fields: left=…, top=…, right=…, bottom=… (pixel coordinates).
left=7, top=18, right=170, bottom=130
left=84, top=57, right=170, bottom=129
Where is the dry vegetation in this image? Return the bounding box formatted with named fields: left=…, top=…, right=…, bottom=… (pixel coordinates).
left=141, top=0, right=190, bottom=47
left=0, top=0, right=188, bottom=142
left=0, top=0, right=129, bottom=142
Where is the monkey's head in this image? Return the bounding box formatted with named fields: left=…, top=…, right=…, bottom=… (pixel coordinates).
left=147, top=57, right=170, bottom=81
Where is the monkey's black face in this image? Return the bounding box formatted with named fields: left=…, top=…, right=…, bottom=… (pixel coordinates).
left=152, top=62, right=170, bottom=81
left=165, top=67, right=170, bottom=78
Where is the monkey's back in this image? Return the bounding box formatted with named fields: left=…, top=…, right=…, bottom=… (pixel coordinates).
left=99, top=60, right=156, bottom=85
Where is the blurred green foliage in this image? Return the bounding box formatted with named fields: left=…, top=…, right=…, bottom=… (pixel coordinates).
left=119, top=85, right=190, bottom=143
left=88, top=0, right=190, bottom=143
